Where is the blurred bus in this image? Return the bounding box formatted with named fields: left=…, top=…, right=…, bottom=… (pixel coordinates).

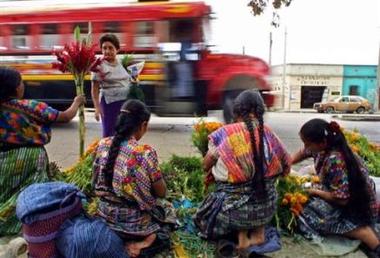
left=0, top=0, right=274, bottom=120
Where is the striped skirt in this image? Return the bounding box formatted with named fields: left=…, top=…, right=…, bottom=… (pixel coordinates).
left=298, top=196, right=376, bottom=238
left=194, top=179, right=278, bottom=240
left=0, top=146, right=49, bottom=235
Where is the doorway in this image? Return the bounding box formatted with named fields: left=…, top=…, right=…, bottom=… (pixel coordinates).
left=301, top=86, right=327, bottom=108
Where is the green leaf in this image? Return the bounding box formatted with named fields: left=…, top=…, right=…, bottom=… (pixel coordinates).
left=74, top=26, right=81, bottom=42
left=86, top=22, right=92, bottom=45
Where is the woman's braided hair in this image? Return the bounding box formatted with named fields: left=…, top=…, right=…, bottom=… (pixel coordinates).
left=103, top=99, right=151, bottom=188
left=0, top=67, right=22, bottom=104
left=233, top=89, right=266, bottom=195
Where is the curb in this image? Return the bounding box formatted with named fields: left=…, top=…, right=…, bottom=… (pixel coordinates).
left=332, top=114, right=380, bottom=121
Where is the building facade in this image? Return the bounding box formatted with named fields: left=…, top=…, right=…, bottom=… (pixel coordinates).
left=342, top=65, right=377, bottom=105
left=271, top=63, right=378, bottom=110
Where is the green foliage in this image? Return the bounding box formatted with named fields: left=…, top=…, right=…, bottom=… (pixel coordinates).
left=54, top=154, right=95, bottom=195
left=172, top=231, right=215, bottom=258
left=74, top=26, right=81, bottom=42
left=344, top=129, right=380, bottom=176
left=121, top=54, right=134, bottom=69
left=160, top=155, right=207, bottom=203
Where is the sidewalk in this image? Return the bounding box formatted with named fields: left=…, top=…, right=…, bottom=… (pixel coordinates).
left=272, top=108, right=380, bottom=121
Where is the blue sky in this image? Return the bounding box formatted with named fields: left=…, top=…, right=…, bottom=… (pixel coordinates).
left=206, top=0, right=380, bottom=65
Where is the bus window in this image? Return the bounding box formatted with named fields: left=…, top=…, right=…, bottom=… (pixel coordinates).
left=100, top=21, right=124, bottom=48
left=134, top=21, right=156, bottom=48
left=70, top=22, right=90, bottom=42
left=0, top=25, right=5, bottom=51
left=11, top=24, right=30, bottom=50
left=103, top=22, right=121, bottom=33
left=40, top=24, right=60, bottom=50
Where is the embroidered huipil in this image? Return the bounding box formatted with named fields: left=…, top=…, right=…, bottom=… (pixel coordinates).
left=0, top=99, right=59, bottom=146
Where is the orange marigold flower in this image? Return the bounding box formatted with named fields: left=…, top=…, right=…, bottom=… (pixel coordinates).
left=281, top=198, right=289, bottom=206
left=284, top=193, right=292, bottom=201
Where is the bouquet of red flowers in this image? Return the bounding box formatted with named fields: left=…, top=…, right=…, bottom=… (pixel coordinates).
left=52, top=26, right=102, bottom=156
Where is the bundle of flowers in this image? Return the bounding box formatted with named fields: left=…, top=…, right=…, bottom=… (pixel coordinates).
left=52, top=26, right=102, bottom=156
left=56, top=139, right=99, bottom=194
left=343, top=129, right=380, bottom=176
left=191, top=119, right=223, bottom=156
left=274, top=174, right=319, bottom=234
left=121, top=54, right=145, bottom=102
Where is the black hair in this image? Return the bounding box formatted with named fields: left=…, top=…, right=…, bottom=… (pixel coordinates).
left=232, top=89, right=266, bottom=196
left=300, top=118, right=373, bottom=224
left=100, top=33, right=120, bottom=50
left=0, top=67, right=22, bottom=104
left=103, top=99, right=151, bottom=188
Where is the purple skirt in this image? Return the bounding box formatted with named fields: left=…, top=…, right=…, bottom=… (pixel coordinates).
left=100, top=97, right=125, bottom=137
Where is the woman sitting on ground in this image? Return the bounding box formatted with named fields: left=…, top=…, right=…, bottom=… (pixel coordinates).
left=92, top=99, right=176, bottom=258
left=194, top=90, right=291, bottom=252
left=0, top=66, right=84, bottom=235
left=292, top=118, right=380, bottom=256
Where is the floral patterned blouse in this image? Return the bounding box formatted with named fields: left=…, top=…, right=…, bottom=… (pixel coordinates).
left=93, top=137, right=163, bottom=211
left=0, top=99, right=59, bottom=147
left=302, top=149, right=377, bottom=217
left=314, top=150, right=350, bottom=199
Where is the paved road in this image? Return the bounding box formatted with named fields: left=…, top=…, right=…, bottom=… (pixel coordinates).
left=46, top=111, right=380, bottom=169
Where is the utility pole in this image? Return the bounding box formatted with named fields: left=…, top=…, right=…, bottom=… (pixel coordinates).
left=375, top=42, right=380, bottom=112
left=268, top=32, right=272, bottom=67
left=281, top=27, right=287, bottom=109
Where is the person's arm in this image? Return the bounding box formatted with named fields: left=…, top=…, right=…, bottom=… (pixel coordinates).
left=307, top=188, right=348, bottom=206
left=91, top=81, right=102, bottom=121
left=152, top=179, right=167, bottom=198
left=56, top=95, right=85, bottom=123
left=291, top=148, right=311, bottom=164
left=144, top=147, right=167, bottom=198
left=203, top=151, right=217, bottom=173
left=309, top=153, right=350, bottom=206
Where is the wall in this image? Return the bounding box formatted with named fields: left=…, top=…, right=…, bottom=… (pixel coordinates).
left=342, top=65, right=377, bottom=105
left=270, top=64, right=343, bottom=110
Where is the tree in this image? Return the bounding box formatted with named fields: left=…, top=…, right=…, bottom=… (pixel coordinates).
left=247, top=0, right=292, bottom=27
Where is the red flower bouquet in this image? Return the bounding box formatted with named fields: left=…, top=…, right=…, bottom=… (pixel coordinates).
left=52, top=26, right=102, bottom=156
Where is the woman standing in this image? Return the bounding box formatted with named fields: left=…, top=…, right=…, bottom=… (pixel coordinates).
left=0, top=67, right=84, bottom=235
left=92, top=99, right=175, bottom=257
left=194, top=90, right=291, bottom=252
left=91, top=34, right=131, bottom=137
left=292, top=118, right=380, bottom=256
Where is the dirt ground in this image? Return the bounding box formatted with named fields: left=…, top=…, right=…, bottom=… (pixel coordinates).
left=0, top=235, right=369, bottom=258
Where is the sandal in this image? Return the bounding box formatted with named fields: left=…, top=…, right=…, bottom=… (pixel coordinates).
left=215, top=239, right=239, bottom=258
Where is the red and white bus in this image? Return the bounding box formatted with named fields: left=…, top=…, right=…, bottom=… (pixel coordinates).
left=0, top=0, right=274, bottom=120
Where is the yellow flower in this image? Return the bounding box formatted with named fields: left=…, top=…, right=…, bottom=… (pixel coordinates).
left=299, top=195, right=308, bottom=204
left=281, top=198, right=289, bottom=206
left=290, top=196, right=297, bottom=205
left=311, top=175, right=320, bottom=184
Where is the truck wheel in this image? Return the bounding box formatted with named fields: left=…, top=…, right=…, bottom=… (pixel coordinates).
left=326, top=107, right=335, bottom=113
left=356, top=107, right=365, bottom=114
